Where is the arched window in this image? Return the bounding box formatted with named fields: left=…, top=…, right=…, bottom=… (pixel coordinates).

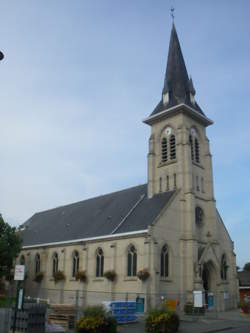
left=159, top=177, right=162, bottom=192
left=221, top=254, right=227, bottom=280
left=72, top=250, right=79, bottom=278
left=195, top=207, right=204, bottom=226
left=174, top=173, right=177, bottom=189
left=35, top=253, right=40, bottom=274
left=166, top=175, right=169, bottom=191
left=160, top=245, right=169, bottom=278
left=96, top=248, right=104, bottom=277
left=189, top=135, right=194, bottom=161
left=127, top=245, right=137, bottom=276
left=195, top=138, right=200, bottom=163
left=170, top=135, right=176, bottom=160
left=52, top=252, right=59, bottom=276
left=201, top=177, right=204, bottom=193
left=161, top=138, right=168, bottom=162
left=20, top=255, right=25, bottom=265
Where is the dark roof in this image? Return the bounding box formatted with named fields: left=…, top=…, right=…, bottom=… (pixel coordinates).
left=238, top=271, right=250, bottom=287
left=21, top=184, right=175, bottom=247
left=150, top=23, right=205, bottom=117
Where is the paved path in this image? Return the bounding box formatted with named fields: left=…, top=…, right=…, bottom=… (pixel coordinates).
left=118, top=310, right=250, bottom=333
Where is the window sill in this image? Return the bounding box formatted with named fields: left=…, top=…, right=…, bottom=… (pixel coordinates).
left=124, top=277, right=138, bottom=282
left=192, top=161, right=204, bottom=169
left=69, top=278, right=77, bottom=282
left=158, top=159, right=177, bottom=168
left=92, top=278, right=105, bottom=282
left=160, top=278, right=172, bottom=283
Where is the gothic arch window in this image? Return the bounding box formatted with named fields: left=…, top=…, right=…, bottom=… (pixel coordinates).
left=170, top=135, right=176, bottom=160
left=174, top=173, right=177, bottom=189
left=160, top=245, right=169, bottom=278
left=189, top=135, right=194, bottom=161
left=190, top=128, right=200, bottom=164
left=161, top=138, right=168, bottom=162
left=221, top=254, right=227, bottom=280
left=201, top=177, right=204, bottom=193
left=52, top=252, right=59, bottom=276
left=166, top=175, right=169, bottom=191
left=127, top=244, right=137, bottom=277
left=96, top=248, right=104, bottom=277
left=20, top=255, right=25, bottom=265
left=159, top=177, right=162, bottom=192
left=195, top=207, right=204, bottom=226
left=72, top=250, right=79, bottom=278
left=35, top=253, right=40, bottom=274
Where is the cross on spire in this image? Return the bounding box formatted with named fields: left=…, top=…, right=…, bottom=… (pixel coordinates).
left=170, top=6, right=175, bottom=21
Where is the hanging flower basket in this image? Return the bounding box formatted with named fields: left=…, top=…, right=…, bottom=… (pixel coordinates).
left=137, top=269, right=150, bottom=281
left=53, top=271, right=65, bottom=284
left=104, top=270, right=117, bottom=282
left=33, top=272, right=44, bottom=283
left=76, top=271, right=88, bottom=283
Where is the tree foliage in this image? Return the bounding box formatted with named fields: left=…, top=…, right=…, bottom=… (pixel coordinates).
left=243, top=263, right=250, bottom=272
left=0, top=214, right=22, bottom=279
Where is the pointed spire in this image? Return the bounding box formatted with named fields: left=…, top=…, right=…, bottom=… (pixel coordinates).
left=149, top=23, right=206, bottom=118
left=162, top=23, right=190, bottom=102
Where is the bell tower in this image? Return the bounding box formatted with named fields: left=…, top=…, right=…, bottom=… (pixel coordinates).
left=143, top=24, right=221, bottom=297
left=143, top=23, right=214, bottom=204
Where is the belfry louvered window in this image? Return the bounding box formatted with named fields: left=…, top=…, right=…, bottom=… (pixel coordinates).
left=160, top=245, right=169, bottom=278
left=161, top=138, right=168, bottom=162
left=195, top=138, right=200, bottom=163
left=96, top=248, right=104, bottom=277
left=189, top=135, right=194, bottom=161
left=127, top=245, right=137, bottom=276
left=170, top=135, right=176, bottom=160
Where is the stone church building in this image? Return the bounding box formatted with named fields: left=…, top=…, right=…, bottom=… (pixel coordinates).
left=19, top=24, right=238, bottom=311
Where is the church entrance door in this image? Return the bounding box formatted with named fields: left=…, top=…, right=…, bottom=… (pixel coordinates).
left=202, top=261, right=216, bottom=309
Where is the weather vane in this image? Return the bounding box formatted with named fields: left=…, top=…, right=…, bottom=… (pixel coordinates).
left=170, top=6, right=175, bottom=21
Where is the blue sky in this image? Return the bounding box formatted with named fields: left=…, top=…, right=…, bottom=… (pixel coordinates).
left=0, top=1, right=249, bottom=268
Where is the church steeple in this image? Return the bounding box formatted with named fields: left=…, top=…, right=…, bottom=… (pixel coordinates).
left=148, top=23, right=206, bottom=118
left=162, top=23, right=189, bottom=99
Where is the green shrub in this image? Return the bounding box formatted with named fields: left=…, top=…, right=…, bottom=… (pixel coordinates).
left=53, top=270, right=65, bottom=283
left=33, top=272, right=44, bottom=283
left=240, top=299, right=250, bottom=314
left=77, top=305, right=117, bottom=333
left=76, top=271, right=88, bottom=283
left=145, top=305, right=179, bottom=333
left=104, top=270, right=117, bottom=282
left=137, top=268, right=150, bottom=281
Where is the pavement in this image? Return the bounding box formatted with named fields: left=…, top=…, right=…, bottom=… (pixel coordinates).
left=62, top=309, right=250, bottom=333
left=118, top=309, right=250, bottom=333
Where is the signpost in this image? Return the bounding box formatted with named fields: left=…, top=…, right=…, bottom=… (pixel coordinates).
left=12, top=265, right=25, bottom=333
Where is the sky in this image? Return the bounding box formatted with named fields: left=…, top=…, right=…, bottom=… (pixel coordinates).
left=0, top=0, right=249, bottom=268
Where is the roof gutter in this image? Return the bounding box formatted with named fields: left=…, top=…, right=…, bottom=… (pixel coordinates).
left=22, top=229, right=148, bottom=250
left=143, top=103, right=213, bottom=127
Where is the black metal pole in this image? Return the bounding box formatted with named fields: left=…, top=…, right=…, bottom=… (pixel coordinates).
left=12, top=280, right=20, bottom=333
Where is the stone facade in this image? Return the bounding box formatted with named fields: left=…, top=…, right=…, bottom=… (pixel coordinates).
left=18, top=24, right=239, bottom=311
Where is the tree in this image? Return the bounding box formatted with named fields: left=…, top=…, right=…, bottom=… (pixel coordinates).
left=0, top=214, right=22, bottom=279
left=243, top=263, right=250, bottom=272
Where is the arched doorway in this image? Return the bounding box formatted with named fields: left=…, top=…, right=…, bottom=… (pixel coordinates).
left=202, top=261, right=216, bottom=308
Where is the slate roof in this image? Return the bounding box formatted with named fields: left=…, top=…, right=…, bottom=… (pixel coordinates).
left=150, top=23, right=205, bottom=117
left=238, top=271, right=250, bottom=287
left=21, top=184, right=175, bottom=247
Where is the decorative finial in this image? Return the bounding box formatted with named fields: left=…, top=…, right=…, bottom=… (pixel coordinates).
left=170, top=6, right=175, bottom=22
left=0, top=51, right=4, bottom=61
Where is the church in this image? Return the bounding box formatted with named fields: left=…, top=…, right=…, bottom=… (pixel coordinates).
left=18, top=23, right=238, bottom=311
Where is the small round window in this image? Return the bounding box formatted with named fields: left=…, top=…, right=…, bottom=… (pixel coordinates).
left=195, top=207, right=204, bottom=226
